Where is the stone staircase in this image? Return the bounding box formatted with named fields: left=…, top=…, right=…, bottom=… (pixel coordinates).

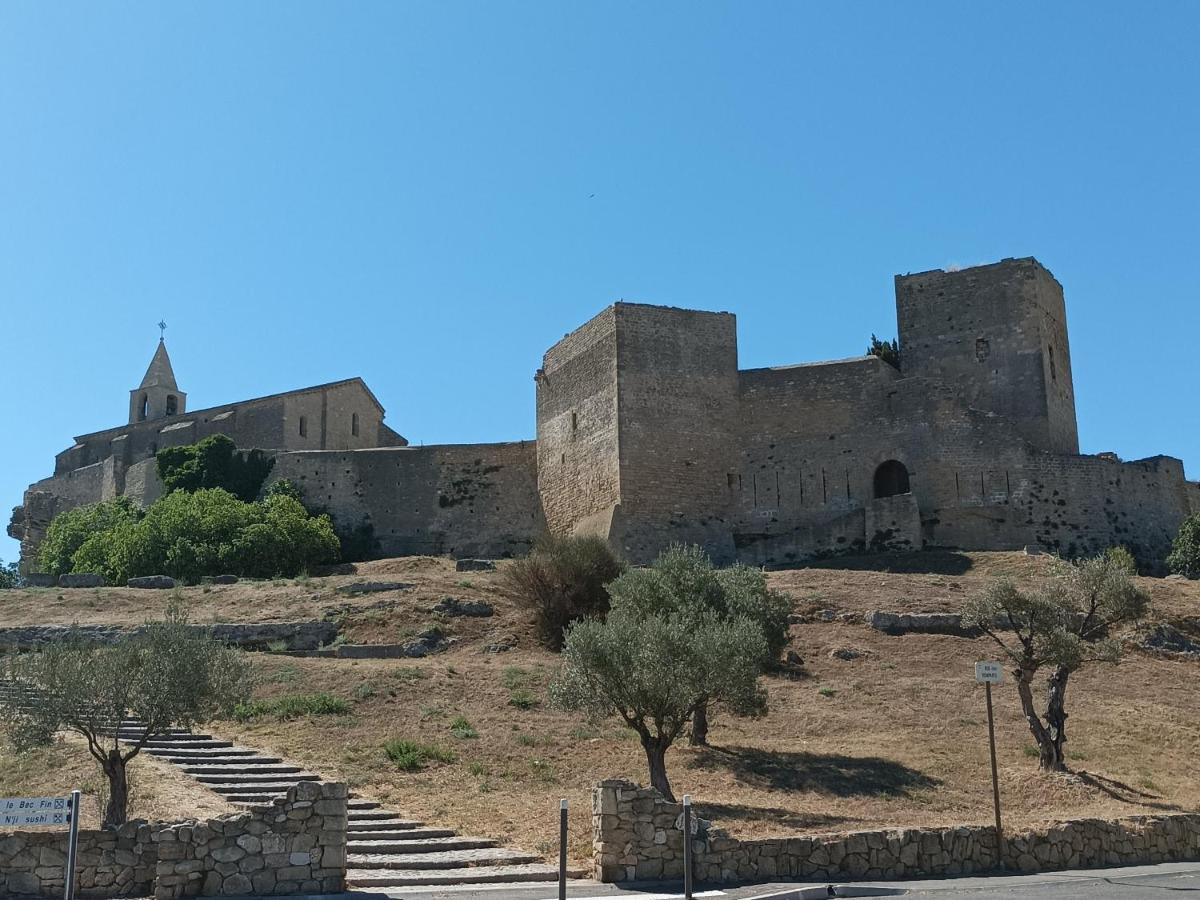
left=0, top=681, right=575, bottom=887
left=120, top=724, right=572, bottom=887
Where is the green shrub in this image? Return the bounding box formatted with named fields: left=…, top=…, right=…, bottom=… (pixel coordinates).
left=37, top=498, right=141, bottom=576
left=508, top=689, right=538, bottom=710
left=501, top=534, right=625, bottom=651
left=383, top=739, right=456, bottom=771
left=0, top=560, right=22, bottom=589
left=1103, top=545, right=1138, bottom=575
left=867, top=334, right=900, bottom=369
left=156, top=434, right=275, bottom=501
left=449, top=716, right=478, bottom=739
left=232, top=692, right=350, bottom=722
left=1167, top=514, right=1200, bottom=579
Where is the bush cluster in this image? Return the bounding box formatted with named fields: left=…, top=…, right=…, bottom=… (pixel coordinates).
left=156, top=434, right=275, bottom=501
left=38, top=488, right=340, bottom=584
left=500, top=534, right=625, bottom=651
left=1167, top=514, right=1200, bottom=579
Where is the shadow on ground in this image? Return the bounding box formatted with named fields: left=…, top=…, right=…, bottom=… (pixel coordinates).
left=802, top=550, right=974, bottom=575
left=1074, top=770, right=1186, bottom=812
left=694, top=801, right=854, bottom=832
left=689, top=745, right=941, bottom=797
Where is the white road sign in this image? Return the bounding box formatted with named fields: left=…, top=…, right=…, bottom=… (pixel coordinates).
left=975, top=661, right=1004, bottom=684
left=0, top=796, right=73, bottom=827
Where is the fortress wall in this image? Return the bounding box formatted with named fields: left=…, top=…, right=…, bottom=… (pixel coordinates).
left=273, top=441, right=543, bottom=559
left=612, top=304, right=740, bottom=563
left=896, top=258, right=1079, bottom=455
left=536, top=307, right=621, bottom=536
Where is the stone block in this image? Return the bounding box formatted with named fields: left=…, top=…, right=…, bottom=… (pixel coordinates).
left=59, top=573, right=106, bottom=588
left=127, top=575, right=176, bottom=589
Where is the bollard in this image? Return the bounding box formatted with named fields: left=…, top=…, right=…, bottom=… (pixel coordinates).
left=682, top=795, right=693, bottom=900
left=559, top=798, right=568, bottom=900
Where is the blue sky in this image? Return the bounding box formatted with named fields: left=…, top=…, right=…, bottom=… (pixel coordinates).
left=2, top=2, right=1197, bottom=561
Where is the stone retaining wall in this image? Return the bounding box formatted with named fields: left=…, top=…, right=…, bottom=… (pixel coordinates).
left=0, top=783, right=345, bottom=899
left=593, top=780, right=1200, bottom=884
left=0, top=821, right=156, bottom=898
left=0, top=622, right=337, bottom=653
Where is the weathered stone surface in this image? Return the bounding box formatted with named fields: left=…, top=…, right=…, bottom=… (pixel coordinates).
left=23, top=573, right=58, bottom=587
left=0, top=621, right=337, bottom=653
left=1142, top=623, right=1200, bottom=657
left=127, top=575, right=176, bottom=589
left=337, top=581, right=412, bottom=595
left=866, top=610, right=981, bottom=637
left=58, top=572, right=107, bottom=588
left=455, top=558, right=496, bottom=572
left=432, top=596, right=494, bottom=617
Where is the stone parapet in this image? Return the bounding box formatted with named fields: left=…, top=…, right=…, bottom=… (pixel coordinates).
left=592, top=779, right=1200, bottom=884
left=0, top=821, right=156, bottom=898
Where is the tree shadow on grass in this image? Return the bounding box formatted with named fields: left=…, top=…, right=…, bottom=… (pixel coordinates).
left=693, top=801, right=853, bottom=832
left=804, top=550, right=973, bottom=576
left=689, top=745, right=940, bottom=798
left=1073, top=771, right=1186, bottom=812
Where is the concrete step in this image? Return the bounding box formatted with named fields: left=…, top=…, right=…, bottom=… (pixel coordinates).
left=226, top=792, right=288, bottom=804
left=139, top=739, right=234, bottom=749
left=209, top=782, right=310, bottom=795
left=346, top=863, right=573, bottom=887
left=348, top=837, right=496, bottom=855
left=348, top=811, right=399, bottom=823
left=192, top=772, right=319, bottom=785
left=346, top=828, right=458, bottom=843
left=349, top=799, right=382, bottom=810
left=346, top=848, right=540, bottom=870
left=183, top=765, right=305, bottom=776
left=151, top=752, right=277, bottom=763
left=347, top=819, right=424, bottom=832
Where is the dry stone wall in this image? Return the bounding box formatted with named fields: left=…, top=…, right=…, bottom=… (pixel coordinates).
left=0, top=783, right=345, bottom=899
left=593, top=780, right=1200, bottom=884
left=0, top=822, right=156, bottom=898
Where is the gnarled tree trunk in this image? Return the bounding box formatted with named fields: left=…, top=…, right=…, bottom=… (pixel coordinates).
left=641, top=736, right=675, bottom=801
left=101, top=748, right=130, bottom=828
left=1014, top=665, right=1069, bottom=772
left=689, top=701, right=709, bottom=747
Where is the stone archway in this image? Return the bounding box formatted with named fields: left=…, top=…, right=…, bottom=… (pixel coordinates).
left=873, top=459, right=911, bottom=498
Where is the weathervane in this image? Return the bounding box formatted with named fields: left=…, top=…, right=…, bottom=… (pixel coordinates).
left=158, top=320, right=167, bottom=341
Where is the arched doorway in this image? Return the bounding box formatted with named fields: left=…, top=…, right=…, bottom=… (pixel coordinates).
left=874, top=460, right=911, bottom=498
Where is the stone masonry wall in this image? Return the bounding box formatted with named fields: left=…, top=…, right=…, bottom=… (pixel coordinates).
left=0, top=822, right=156, bottom=898
left=151, top=782, right=346, bottom=899
left=0, top=783, right=345, bottom=900
left=593, top=780, right=1200, bottom=884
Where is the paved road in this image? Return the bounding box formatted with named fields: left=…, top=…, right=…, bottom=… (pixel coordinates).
left=360, top=862, right=1200, bottom=900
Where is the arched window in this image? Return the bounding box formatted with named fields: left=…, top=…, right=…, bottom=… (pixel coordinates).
left=874, top=460, right=911, bottom=498
left=139, top=394, right=149, bottom=421
left=299, top=416, right=307, bottom=437
left=351, top=413, right=359, bottom=437
left=165, top=395, right=178, bottom=416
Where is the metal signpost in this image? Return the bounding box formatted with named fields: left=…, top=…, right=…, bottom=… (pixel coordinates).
left=681, top=795, right=693, bottom=900
left=974, top=662, right=1005, bottom=865
left=558, top=798, right=568, bottom=900
left=0, top=791, right=81, bottom=900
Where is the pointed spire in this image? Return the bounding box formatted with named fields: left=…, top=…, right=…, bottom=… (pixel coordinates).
left=139, top=339, right=179, bottom=390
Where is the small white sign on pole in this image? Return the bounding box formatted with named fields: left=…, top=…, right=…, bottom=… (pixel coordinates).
left=975, top=661, right=1003, bottom=684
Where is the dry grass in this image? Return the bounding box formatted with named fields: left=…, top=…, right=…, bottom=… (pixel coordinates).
left=1, top=550, right=1197, bottom=867
left=0, top=734, right=235, bottom=829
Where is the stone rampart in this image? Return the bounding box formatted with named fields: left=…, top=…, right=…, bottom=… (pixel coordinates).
left=592, top=780, right=1200, bottom=884
left=0, top=622, right=337, bottom=653
left=0, top=783, right=345, bottom=899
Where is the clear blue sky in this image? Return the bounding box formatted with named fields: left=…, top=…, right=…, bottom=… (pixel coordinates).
left=2, top=2, right=1197, bottom=561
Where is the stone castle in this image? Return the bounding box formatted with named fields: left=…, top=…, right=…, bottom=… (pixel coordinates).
left=10, top=257, right=1199, bottom=572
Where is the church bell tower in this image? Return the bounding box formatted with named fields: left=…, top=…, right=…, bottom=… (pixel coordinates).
left=129, top=334, right=186, bottom=424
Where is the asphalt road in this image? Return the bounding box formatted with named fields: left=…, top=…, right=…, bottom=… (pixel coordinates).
left=360, top=862, right=1200, bottom=900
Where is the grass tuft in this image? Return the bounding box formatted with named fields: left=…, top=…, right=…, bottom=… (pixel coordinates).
left=233, top=692, right=350, bottom=722
left=383, top=739, right=456, bottom=772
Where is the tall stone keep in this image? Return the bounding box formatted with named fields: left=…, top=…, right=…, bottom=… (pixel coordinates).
left=537, top=302, right=739, bottom=564
left=895, top=257, right=1079, bottom=455
left=128, top=339, right=186, bottom=424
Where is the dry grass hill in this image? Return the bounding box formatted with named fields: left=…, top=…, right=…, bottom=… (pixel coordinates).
left=2, top=551, right=1198, bottom=868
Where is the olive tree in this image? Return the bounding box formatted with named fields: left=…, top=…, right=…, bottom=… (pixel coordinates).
left=551, top=605, right=766, bottom=800
left=0, top=601, right=252, bottom=826
left=962, top=553, right=1147, bottom=772
left=606, top=545, right=791, bottom=745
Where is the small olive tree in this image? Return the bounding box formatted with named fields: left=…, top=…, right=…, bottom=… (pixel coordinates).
left=551, top=606, right=766, bottom=800
left=962, top=553, right=1147, bottom=771
left=0, top=601, right=252, bottom=826
left=1167, top=513, right=1200, bottom=579
left=607, top=545, right=791, bottom=745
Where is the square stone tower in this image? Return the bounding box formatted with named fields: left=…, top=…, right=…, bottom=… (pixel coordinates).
left=536, top=302, right=740, bottom=563
left=895, top=257, right=1079, bottom=455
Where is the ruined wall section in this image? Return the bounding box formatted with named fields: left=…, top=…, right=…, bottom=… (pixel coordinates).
left=535, top=307, right=621, bottom=539
left=896, top=257, right=1079, bottom=455
left=272, top=442, right=543, bottom=560
left=612, top=304, right=739, bottom=564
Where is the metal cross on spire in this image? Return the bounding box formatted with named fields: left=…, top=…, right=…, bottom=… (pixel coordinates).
left=158, top=320, right=168, bottom=341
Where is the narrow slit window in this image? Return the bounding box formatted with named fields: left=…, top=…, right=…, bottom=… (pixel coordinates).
left=351, top=413, right=359, bottom=436
left=1048, top=345, right=1057, bottom=381
left=299, top=416, right=307, bottom=437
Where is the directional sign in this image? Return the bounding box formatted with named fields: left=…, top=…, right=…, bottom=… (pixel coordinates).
left=0, top=795, right=73, bottom=827
left=975, top=661, right=1004, bottom=684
